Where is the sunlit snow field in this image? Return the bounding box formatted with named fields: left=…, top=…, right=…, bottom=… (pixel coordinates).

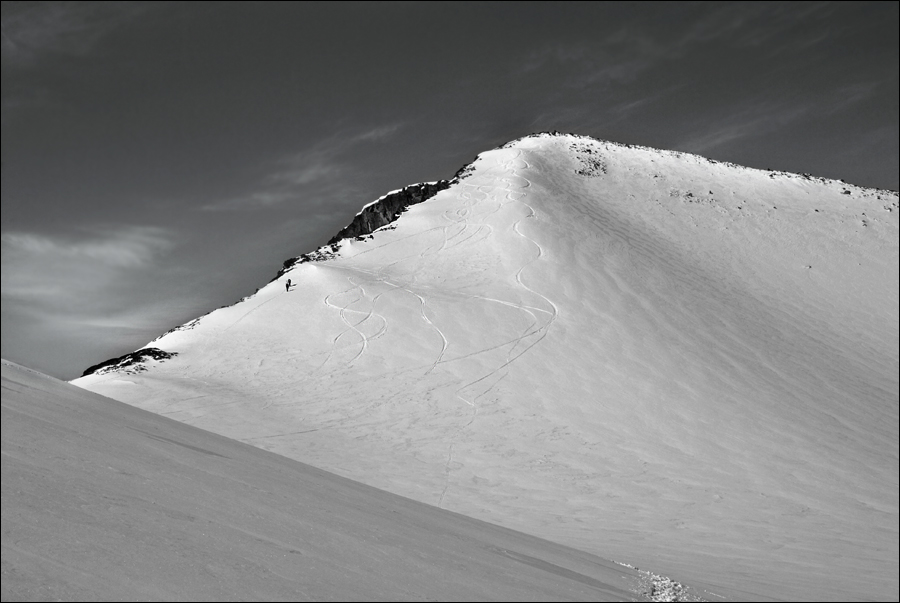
left=76, top=134, right=899, bottom=601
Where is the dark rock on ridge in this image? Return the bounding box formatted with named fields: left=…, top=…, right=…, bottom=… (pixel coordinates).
left=327, top=180, right=451, bottom=245
left=82, top=348, right=178, bottom=377
left=276, top=180, right=452, bottom=278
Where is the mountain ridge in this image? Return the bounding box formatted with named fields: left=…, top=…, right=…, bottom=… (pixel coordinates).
left=81, top=131, right=897, bottom=379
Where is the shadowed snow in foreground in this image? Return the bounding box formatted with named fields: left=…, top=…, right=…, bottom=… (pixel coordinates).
left=2, top=360, right=674, bottom=601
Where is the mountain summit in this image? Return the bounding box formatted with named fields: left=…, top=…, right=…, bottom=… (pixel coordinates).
left=75, top=133, right=899, bottom=600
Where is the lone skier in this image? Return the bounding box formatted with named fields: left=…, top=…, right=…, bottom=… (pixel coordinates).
left=285, top=278, right=292, bottom=292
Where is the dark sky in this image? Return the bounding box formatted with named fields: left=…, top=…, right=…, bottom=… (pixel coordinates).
left=3, top=1, right=898, bottom=380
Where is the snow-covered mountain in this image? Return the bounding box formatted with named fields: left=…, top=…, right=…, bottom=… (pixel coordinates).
left=75, top=133, right=899, bottom=601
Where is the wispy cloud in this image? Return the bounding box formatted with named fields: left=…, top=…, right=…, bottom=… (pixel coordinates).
left=671, top=2, right=894, bottom=65
left=1, top=1, right=147, bottom=67
left=679, top=81, right=881, bottom=155
left=202, top=123, right=404, bottom=211
left=673, top=3, right=835, bottom=55
left=2, top=226, right=173, bottom=268
left=819, top=82, right=880, bottom=116
left=1, top=225, right=175, bottom=304
left=518, top=32, right=659, bottom=89
left=679, top=104, right=806, bottom=154
left=519, top=43, right=591, bottom=74
left=516, top=4, right=883, bottom=98
left=1, top=224, right=192, bottom=379
left=355, top=124, right=402, bottom=142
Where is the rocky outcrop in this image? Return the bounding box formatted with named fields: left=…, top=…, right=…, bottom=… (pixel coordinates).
left=275, top=180, right=453, bottom=278
left=327, top=180, right=451, bottom=245
left=82, top=348, right=178, bottom=377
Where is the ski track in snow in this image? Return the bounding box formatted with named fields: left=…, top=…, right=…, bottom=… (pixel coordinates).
left=257, top=275, right=392, bottom=412
left=311, top=150, right=560, bottom=509
left=455, top=152, right=559, bottom=402
left=127, top=149, right=563, bottom=510
left=323, top=277, right=390, bottom=363
left=394, top=282, right=448, bottom=375
left=437, top=150, right=559, bottom=506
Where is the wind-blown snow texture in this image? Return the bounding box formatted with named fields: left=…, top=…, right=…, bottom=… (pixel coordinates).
left=76, top=133, right=899, bottom=601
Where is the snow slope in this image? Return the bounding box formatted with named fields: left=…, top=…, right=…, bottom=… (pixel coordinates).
left=76, top=133, right=899, bottom=601
left=2, top=359, right=648, bottom=601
